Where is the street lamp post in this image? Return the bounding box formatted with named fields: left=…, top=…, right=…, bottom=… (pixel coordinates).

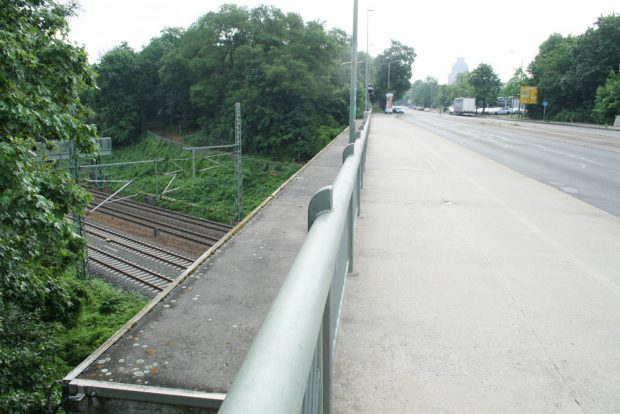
left=365, top=9, right=373, bottom=112
left=430, top=83, right=433, bottom=109
left=348, top=0, right=358, bottom=144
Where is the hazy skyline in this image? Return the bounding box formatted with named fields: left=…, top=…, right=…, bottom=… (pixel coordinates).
left=67, top=0, right=618, bottom=84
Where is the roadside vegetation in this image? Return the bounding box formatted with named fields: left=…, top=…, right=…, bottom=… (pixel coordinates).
left=408, top=14, right=620, bottom=124
left=88, top=4, right=416, bottom=158
left=96, top=132, right=302, bottom=224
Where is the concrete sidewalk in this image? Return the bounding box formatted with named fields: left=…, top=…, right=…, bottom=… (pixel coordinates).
left=333, top=115, right=620, bottom=413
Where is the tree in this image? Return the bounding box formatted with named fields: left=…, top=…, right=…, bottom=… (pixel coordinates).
left=149, top=4, right=350, bottom=159
left=93, top=43, right=141, bottom=145
left=528, top=33, right=577, bottom=120
left=373, top=40, right=416, bottom=109
left=410, top=77, right=438, bottom=108
left=136, top=27, right=184, bottom=122
left=565, top=15, right=620, bottom=118
left=502, top=67, right=528, bottom=98
left=593, top=65, right=620, bottom=125
left=0, top=0, right=96, bottom=411
left=470, top=63, right=501, bottom=112
left=528, top=14, right=620, bottom=121
left=445, top=71, right=474, bottom=102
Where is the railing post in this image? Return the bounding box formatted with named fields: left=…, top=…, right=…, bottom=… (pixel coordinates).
left=308, top=186, right=333, bottom=230
left=191, top=149, right=196, bottom=179
left=343, top=144, right=356, bottom=272
left=322, top=292, right=332, bottom=414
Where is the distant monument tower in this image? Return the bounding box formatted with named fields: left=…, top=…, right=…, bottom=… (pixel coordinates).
left=448, top=57, right=469, bottom=84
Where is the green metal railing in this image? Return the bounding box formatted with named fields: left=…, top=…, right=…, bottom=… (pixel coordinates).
left=218, top=112, right=371, bottom=414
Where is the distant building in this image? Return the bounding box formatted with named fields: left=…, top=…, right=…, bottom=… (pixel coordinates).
left=448, top=57, right=469, bottom=84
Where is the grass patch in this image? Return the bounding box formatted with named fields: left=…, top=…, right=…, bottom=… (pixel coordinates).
left=0, top=273, right=147, bottom=414
left=89, top=133, right=302, bottom=224
left=57, top=277, right=148, bottom=368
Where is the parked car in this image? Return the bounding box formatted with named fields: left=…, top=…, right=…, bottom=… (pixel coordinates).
left=424, top=107, right=431, bottom=112
left=496, top=107, right=513, bottom=115
left=393, top=107, right=404, bottom=114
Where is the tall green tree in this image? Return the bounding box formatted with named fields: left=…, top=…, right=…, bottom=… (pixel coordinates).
left=528, top=33, right=577, bottom=119
left=528, top=14, right=620, bottom=121
left=152, top=4, right=349, bottom=159
left=136, top=27, right=184, bottom=123
left=373, top=40, right=416, bottom=109
left=470, top=63, right=502, bottom=112
left=593, top=65, right=620, bottom=125
left=93, top=43, right=141, bottom=145
left=502, top=67, right=528, bottom=98
left=565, top=14, right=620, bottom=118
left=445, top=71, right=474, bottom=102
left=410, top=77, right=438, bottom=108
left=0, top=0, right=96, bottom=411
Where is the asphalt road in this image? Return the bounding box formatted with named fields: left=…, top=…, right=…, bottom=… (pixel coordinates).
left=401, top=110, right=620, bottom=217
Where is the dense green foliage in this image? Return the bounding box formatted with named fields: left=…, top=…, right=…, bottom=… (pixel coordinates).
left=0, top=274, right=147, bottom=414
left=91, top=43, right=142, bottom=144
left=502, top=67, right=527, bottom=100
left=409, top=77, right=439, bottom=108
left=372, top=40, right=417, bottom=109
left=92, top=5, right=361, bottom=160
left=0, top=2, right=148, bottom=412
left=593, top=65, right=620, bottom=124
left=469, top=63, right=502, bottom=112
left=95, top=132, right=302, bottom=224
left=528, top=14, right=620, bottom=121
left=0, top=0, right=93, bottom=330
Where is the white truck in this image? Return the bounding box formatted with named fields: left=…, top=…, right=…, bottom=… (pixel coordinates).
left=453, top=97, right=476, bottom=115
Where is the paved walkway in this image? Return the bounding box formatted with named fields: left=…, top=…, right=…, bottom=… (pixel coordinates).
left=333, top=115, right=620, bottom=413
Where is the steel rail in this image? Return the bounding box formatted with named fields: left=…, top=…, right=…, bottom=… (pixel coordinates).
left=88, top=246, right=174, bottom=291
left=85, top=223, right=194, bottom=269
left=89, top=189, right=232, bottom=232
left=87, top=203, right=221, bottom=246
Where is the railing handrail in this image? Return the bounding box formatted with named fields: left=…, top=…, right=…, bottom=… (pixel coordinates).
left=218, top=113, right=371, bottom=414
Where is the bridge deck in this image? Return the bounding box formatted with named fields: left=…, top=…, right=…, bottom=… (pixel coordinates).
left=333, top=115, right=620, bottom=413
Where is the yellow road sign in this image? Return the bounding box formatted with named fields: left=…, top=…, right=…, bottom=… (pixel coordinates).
left=520, top=86, right=538, bottom=104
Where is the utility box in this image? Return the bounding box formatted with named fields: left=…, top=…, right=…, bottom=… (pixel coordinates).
left=614, top=115, right=620, bottom=127
left=385, top=93, right=394, bottom=114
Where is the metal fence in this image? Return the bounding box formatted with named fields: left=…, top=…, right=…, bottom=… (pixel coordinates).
left=35, top=137, right=112, bottom=160
left=218, top=112, right=371, bottom=414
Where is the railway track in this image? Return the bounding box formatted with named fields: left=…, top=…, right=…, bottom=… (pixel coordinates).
left=85, top=222, right=195, bottom=270
left=89, top=189, right=231, bottom=231
left=82, top=188, right=232, bottom=293
left=87, top=189, right=232, bottom=249
left=88, top=245, right=174, bottom=293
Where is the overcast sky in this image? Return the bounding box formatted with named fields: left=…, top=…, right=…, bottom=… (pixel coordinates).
left=67, top=0, right=618, bottom=84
